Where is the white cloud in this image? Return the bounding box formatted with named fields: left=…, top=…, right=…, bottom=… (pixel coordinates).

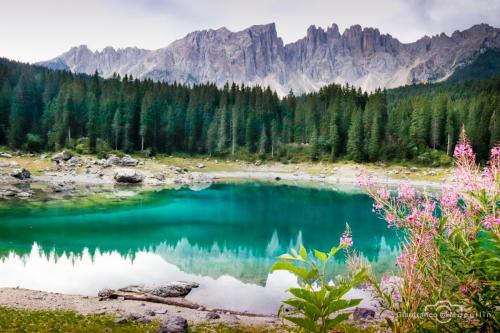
left=0, top=0, right=498, bottom=63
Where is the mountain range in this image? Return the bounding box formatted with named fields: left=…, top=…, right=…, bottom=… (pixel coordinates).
left=38, top=23, right=500, bottom=95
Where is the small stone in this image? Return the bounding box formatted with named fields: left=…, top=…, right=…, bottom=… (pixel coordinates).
left=353, top=307, right=376, bottom=321
left=157, top=316, right=188, bottom=333
left=145, top=310, right=156, bottom=316
left=196, top=163, right=205, bottom=169
left=114, top=318, right=128, bottom=324
left=254, top=160, right=262, bottom=166
left=128, top=313, right=143, bottom=321
left=205, top=312, right=220, bottom=320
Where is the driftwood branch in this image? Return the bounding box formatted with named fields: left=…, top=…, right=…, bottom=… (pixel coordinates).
left=98, top=289, right=271, bottom=318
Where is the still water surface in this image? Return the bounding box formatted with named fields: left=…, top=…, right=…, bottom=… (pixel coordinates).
left=0, top=183, right=398, bottom=313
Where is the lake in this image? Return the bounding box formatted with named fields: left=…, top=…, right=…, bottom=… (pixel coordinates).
left=0, top=182, right=399, bottom=314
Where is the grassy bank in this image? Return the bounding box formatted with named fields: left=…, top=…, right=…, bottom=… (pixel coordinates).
left=0, top=307, right=157, bottom=333
left=0, top=307, right=286, bottom=333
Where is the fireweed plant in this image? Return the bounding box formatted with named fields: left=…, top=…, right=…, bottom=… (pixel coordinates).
left=271, top=224, right=368, bottom=333
left=360, top=131, right=499, bottom=332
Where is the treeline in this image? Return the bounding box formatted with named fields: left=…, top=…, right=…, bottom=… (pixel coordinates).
left=0, top=58, right=498, bottom=163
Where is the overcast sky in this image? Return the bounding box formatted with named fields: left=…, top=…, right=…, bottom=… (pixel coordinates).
left=1, top=0, right=499, bottom=63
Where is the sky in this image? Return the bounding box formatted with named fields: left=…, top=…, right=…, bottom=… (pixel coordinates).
left=1, top=0, right=499, bottom=63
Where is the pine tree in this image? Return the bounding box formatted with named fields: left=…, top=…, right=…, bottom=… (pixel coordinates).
left=309, top=126, right=319, bottom=161
left=346, top=109, right=364, bottom=162
left=258, top=126, right=268, bottom=156
left=112, top=108, right=122, bottom=150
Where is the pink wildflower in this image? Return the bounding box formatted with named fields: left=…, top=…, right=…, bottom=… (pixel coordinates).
left=397, top=183, right=415, bottom=201
left=484, top=215, right=500, bottom=230
left=453, top=129, right=475, bottom=163
left=339, top=224, right=353, bottom=247
left=460, top=284, right=469, bottom=294
left=406, top=210, right=418, bottom=224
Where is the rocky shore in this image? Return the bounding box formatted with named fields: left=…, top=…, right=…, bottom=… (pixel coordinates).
left=0, top=151, right=449, bottom=202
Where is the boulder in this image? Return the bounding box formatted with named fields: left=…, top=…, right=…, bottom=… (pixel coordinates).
left=154, top=172, right=165, bottom=181
left=0, top=152, right=12, bottom=158
left=196, top=163, right=205, bottom=169
left=158, top=317, right=188, bottom=333
left=120, top=155, right=139, bottom=167
left=120, top=281, right=199, bottom=298
left=66, top=156, right=81, bottom=167
left=106, top=155, right=139, bottom=167
left=353, top=307, right=376, bottom=321
left=254, top=160, right=262, bottom=166
left=114, top=169, right=144, bottom=184
left=51, top=151, right=73, bottom=162
left=11, top=168, right=31, bottom=180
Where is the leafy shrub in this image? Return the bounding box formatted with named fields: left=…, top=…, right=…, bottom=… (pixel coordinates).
left=23, top=133, right=43, bottom=152
left=271, top=228, right=367, bottom=333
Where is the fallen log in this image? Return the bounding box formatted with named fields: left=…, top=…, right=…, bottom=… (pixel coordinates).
left=98, top=289, right=199, bottom=309
left=98, top=289, right=272, bottom=318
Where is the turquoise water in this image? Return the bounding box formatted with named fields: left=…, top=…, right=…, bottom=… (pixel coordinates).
left=0, top=183, right=398, bottom=313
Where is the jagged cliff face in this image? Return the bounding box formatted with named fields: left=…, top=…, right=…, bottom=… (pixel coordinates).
left=38, top=23, right=500, bottom=95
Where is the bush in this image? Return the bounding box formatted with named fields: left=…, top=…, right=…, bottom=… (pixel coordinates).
left=23, top=133, right=43, bottom=152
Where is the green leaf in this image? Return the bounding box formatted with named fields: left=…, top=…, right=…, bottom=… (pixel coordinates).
left=299, top=245, right=308, bottom=261
left=326, top=299, right=361, bottom=315
left=283, top=299, right=322, bottom=318
left=314, top=250, right=328, bottom=264
left=329, top=246, right=341, bottom=257
left=284, top=316, right=317, bottom=332
left=271, top=262, right=309, bottom=281
left=326, top=313, right=350, bottom=329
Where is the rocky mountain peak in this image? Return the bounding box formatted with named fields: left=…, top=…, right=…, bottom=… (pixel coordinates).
left=39, top=22, right=500, bottom=95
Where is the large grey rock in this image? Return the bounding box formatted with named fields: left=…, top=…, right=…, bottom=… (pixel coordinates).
left=106, top=155, right=139, bottom=167
left=39, top=23, right=500, bottom=95
left=157, top=317, right=188, bottom=333
left=120, top=281, right=199, bottom=298
left=11, top=168, right=31, bottom=180
left=114, top=169, right=144, bottom=183
left=120, top=155, right=139, bottom=167
left=51, top=151, right=73, bottom=162
left=0, top=152, right=12, bottom=158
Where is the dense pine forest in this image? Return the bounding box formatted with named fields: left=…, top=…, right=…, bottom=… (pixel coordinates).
left=0, top=58, right=498, bottom=164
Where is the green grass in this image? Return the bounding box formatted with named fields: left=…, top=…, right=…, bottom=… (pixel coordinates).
left=0, top=307, right=158, bottom=333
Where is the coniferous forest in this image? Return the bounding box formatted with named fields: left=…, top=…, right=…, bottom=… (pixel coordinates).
left=0, top=57, right=498, bottom=164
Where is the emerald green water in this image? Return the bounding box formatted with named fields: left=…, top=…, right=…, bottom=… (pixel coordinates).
left=0, top=183, right=398, bottom=313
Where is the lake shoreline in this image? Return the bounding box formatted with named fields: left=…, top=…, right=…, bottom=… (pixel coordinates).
left=0, top=153, right=450, bottom=203
left=0, top=287, right=278, bottom=327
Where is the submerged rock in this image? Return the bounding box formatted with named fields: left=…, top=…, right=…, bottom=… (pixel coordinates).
left=11, top=168, right=31, bottom=180
left=158, top=317, right=188, bottom=333
left=114, top=169, right=144, bottom=183
left=120, top=281, right=199, bottom=298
